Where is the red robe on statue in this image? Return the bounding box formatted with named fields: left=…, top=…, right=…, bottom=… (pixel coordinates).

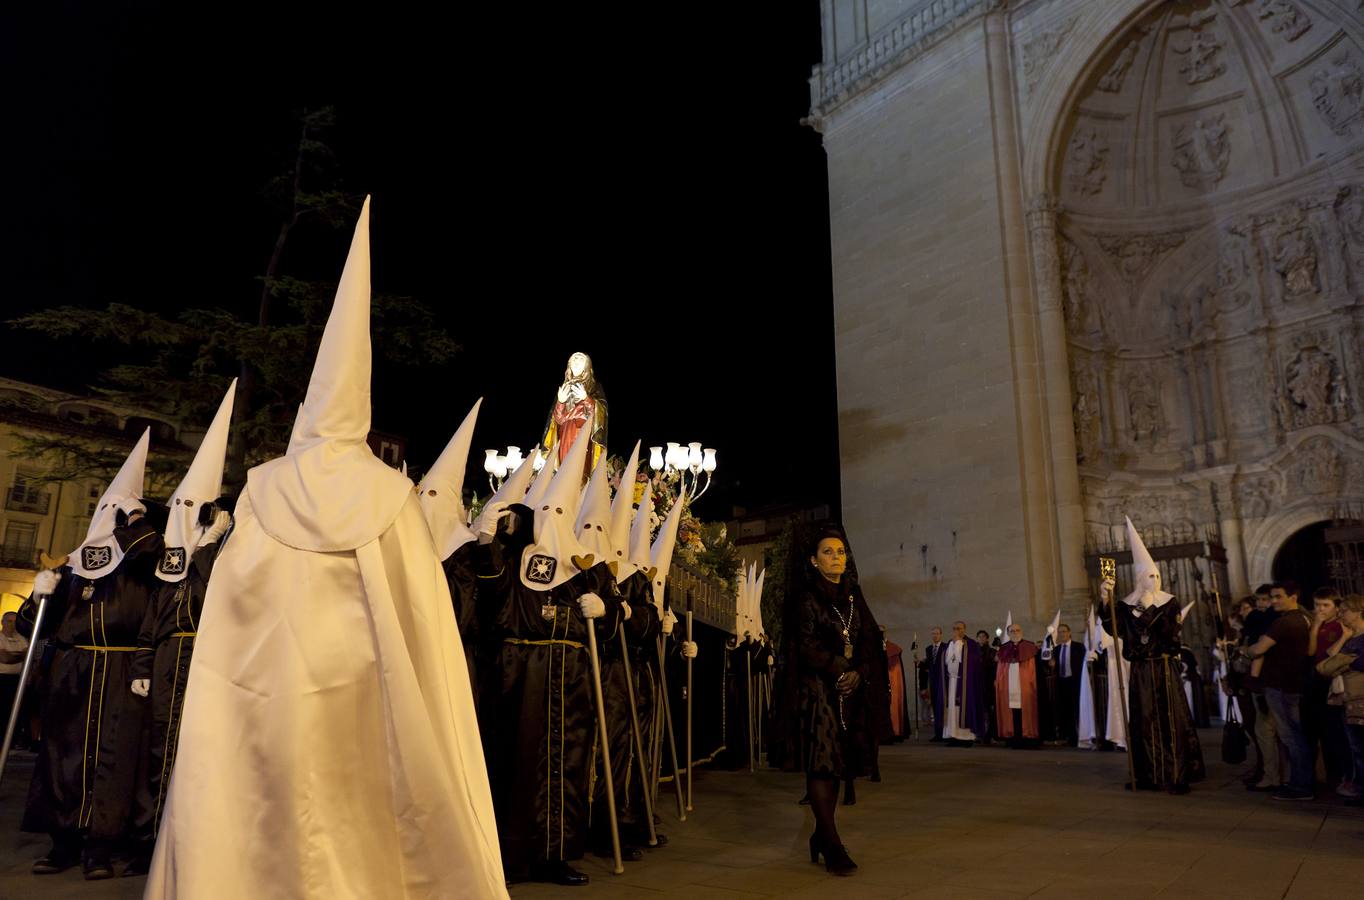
left=994, top=640, right=1040, bottom=739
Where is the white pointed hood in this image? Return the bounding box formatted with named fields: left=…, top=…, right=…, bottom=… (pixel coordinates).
left=624, top=482, right=655, bottom=584
left=574, top=449, right=615, bottom=564
left=648, top=489, right=687, bottom=614
left=157, top=382, right=236, bottom=582
left=70, top=428, right=151, bottom=579
left=1046, top=609, right=1061, bottom=644
left=607, top=441, right=641, bottom=557
left=522, top=452, right=556, bottom=511
left=1004, top=610, right=1014, bottom=642
left=1178, top=600, right=1196, bottom=623
left=518, top=427, right=592, bottom=592
left=735, top=563, right=752, bottom=638
left=246, top=197, right=411, bottom=552
left=753, top=567, right=766, bottom=638
left=1124, top=517, right=1173, bottom=608
left=418, top=398, right=482, bottom=561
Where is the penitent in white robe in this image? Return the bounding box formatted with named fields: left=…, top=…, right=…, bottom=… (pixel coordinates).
left=144, top=488, right=507, bottom=899
left=1078, top=636, right=1130, bottom=751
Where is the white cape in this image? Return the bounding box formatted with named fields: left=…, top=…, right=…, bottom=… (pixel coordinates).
left=1078, top=638, right=1130, bottom=751
left=144, top=489, right=507, bottom=899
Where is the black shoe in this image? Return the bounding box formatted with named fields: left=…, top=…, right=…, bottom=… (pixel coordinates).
left=1124, top=781, right=1157, bottom=792
left=929, top=736, right=944, bottom=743
left=814, top=839, right=857, bottom=876
left=1168, top=783, right=1190, bottom=795
left=797, top=793, right=811, bottom=805
left=83, top=857, right=116, bottom=881
left=122, top=855, right=151, bottom=877
left=32, top=851, right=78, bottom=875
left=528, top=861, right=589, bottom=886
left=870, top=773, right=881, bottom=783
left=1271, top=787, right=1313, bottom=801
left=594, top=843, right=643, bottom=862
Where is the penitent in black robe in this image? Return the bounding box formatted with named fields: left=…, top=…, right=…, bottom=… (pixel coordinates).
left=441, top=538, right=492, bottom=700
left=18, top=520, right=162, bottom=850
left=130, top=545, right=219, bottom=839
left=479, top=524, right=624, bottom=879
left=1111, top=600, right=1206, bottom=788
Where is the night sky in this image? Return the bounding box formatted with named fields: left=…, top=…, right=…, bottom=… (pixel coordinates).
left=1, top=2, right=838, bottom=517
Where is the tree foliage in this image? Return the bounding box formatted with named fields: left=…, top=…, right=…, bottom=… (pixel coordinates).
left=7, top=107, right=458, bottom=491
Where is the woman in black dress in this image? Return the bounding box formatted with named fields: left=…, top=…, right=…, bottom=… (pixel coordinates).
left=782, top=526, right=887, bottom=875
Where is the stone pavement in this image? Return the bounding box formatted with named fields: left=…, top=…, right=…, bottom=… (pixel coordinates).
left=1, top=732, right=1359, bottom=899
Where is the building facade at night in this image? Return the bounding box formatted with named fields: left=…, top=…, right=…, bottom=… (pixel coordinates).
left=812, top=0, right=1364, bottom=637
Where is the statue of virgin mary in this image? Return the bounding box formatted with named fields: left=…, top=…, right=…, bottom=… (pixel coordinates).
left=541, top=351, right=607, bottom=477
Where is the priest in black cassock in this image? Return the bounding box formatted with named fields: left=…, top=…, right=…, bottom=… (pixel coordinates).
left=19, top=430, right=162, bottom=879
left=1105, top=518, right=1205, bottom=794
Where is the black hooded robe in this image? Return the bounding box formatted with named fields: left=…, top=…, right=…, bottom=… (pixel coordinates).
left=129, top=544, right=219, bottom=839
left=18, top=519, right=162, bottom=854
left=478, top=526, right=625, bottom=878
left=1111, top=600, right=1206, bottom=788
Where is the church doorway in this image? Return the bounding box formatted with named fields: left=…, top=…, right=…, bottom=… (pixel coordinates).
left=1273, top=522, right=1330, bottom=596
left=1273, top=519, right=1364, bottom=597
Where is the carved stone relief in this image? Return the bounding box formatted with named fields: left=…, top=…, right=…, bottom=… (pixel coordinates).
left=1126, top=371, right=1166, bottom=444
left=1022, top=18, right=1079, bottom=97
left=1059, top=236, right=1101, bottom=336
left=1095, top=231, right=1187, bottom=287
left=1290, top=436, right=1343, bottom=495
left=1067, top=127, right=1110, bottom=196
left=1226, top=362, right=1270, bottom=432
left=1234, top=473, right=1279, bottom=518
left=1282, top=337, right=1350, bottom=428
left=1072, top=364, right=1102, bottom=464
left=1311, top=52, right=1364, bottom=136
left=1213, top=222, right=1255, bottom=314
left=1172, top=115, right=1231, bottom=190
left=1269, top=202, right=1321, bottom=299
left=1098, top=37, right=1142, bottom=93
left=1252, top=0, right=1313, bottom=43
left=1172, top=11, right=1226, bottom=85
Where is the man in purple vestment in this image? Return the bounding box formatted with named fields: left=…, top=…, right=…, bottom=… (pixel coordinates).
left=929, top=621, right=987, bottom=747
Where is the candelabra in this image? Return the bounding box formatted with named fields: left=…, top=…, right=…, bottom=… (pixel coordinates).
left=482, top=445, right=545, bottom=493
left=647, top=442, right=716, bottom=505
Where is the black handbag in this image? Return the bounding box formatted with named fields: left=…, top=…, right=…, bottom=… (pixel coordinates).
left=1221, top=700, right=1249, bottom=765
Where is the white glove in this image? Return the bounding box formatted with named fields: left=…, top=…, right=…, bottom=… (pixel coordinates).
left=621, top=602, right=632, bottom=621
left=661, top=609, right=677, bottom=635
left=768, top=655, right=775, bottom=666
left=681, top=640, right=698, bottom=659
left=202, top=509, right=231, bottom=545
left=476, top=500, right=510, bottom=538
left=577, top=592, right=605, bottom=619
left=130, top=679, right=150, bottom=697
left=1085, top=650, right=1098, bottom=663
left=33, top=569, right=61, bottom=597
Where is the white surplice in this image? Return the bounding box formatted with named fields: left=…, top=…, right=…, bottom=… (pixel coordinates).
left=941, top=639, right=975, bottom=741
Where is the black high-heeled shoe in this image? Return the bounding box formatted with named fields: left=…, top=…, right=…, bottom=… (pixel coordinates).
left=809, top=834, right=858, bottom=875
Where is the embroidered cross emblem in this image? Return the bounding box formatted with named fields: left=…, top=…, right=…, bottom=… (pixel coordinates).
left=526, top=554, right=557, bottom=585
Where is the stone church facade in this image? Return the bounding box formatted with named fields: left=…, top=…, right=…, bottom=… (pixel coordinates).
left=810, top=0, right=1364, bottom=636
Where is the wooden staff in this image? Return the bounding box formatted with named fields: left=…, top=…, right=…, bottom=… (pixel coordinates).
left=583, top=619, right=623, bottom=874
left=617, top=628, right=658, bottom=847
left=685, top=594, right=695, bottom=812
left=1101, top=557, right=1137, bottom=792
left=0, top=590, right=53, bottom=784
left=656, top=633, right=686, bottom=821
